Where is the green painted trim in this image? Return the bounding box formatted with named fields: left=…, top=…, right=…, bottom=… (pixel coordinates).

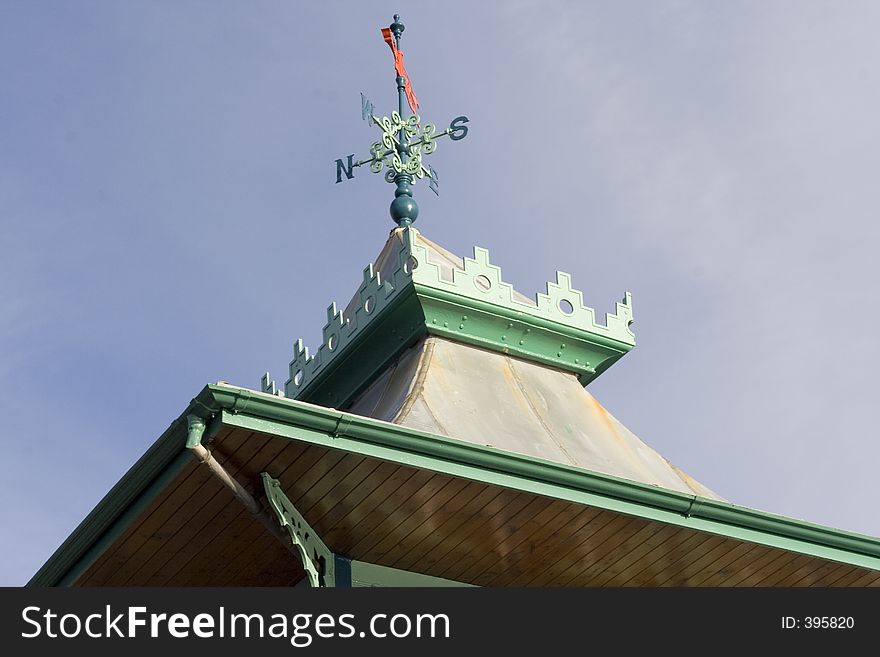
left=284, top=238, right=416, bottom=398
left=203, top=385, right=880, bottom=571
left=32, top=383, right=880, bottom=587
left=295, top=285, right=427, bottom=408
left=409, top=235, right=635, bottom=349
left=416, top=284, right=630, bottom=384
left=417, top=284, right=633, bottom=353
left=290, top=279, right=631, bottom=406
left=279, top=228, right=635, bottom=400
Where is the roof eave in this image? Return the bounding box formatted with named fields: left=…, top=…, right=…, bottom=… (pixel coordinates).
left=30, top=383, right=880, bottom=586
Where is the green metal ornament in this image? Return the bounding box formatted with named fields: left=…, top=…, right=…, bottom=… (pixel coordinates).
left=334, top=14, right=470, bottom=227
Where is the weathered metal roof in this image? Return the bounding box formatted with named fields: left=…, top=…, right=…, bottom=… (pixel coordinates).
left=346, top=336, right=723, bottom=499
left=330, top=230, right=715, bottom=499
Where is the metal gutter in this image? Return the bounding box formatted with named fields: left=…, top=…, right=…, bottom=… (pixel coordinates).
left=205, top=384, right=880, bottom=570
left=30, top=383, right=880, bottom=586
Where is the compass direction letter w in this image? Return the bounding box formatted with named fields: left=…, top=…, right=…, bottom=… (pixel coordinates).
left=361, top=93, right=375, bottom=126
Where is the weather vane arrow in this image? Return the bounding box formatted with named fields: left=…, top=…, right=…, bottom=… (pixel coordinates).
left=334, top=14, right=469, bottom=227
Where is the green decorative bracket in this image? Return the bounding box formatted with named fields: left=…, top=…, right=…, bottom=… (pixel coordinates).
left=261, top=472, right=335, bottom=587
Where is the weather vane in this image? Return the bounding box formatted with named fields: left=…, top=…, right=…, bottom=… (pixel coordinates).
left=335, top=14, right=469, bottom=227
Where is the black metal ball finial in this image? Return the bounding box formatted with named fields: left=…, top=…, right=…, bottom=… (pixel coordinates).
left=390, top=174, right=419, bottom=227
left=390, top=14, right=404, bottom=38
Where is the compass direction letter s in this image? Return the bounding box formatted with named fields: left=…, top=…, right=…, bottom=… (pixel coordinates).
left=449, top=116, right=469, bottom=141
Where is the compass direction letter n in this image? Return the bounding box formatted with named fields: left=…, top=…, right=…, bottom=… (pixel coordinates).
left=335, top=154, right=355, bottom=183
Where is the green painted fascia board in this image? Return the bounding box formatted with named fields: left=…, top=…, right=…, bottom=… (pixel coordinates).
left=206, top=385, right=880, bottom=571
left=292, top=281, right=631, bottom=408
left=282, top=272, right=632, bottom=410
left=415, top=284, right=633, bottom=355
left=415, top=284, right=630, bottom=384
left=31, top=383, right=880, bottom=587
left=279, top=228, right=636, bottom=402
left=406, top=234, right=635, bottom=350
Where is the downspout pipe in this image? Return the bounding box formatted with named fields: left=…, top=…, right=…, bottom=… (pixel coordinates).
left=186, top=415, right=260, bottom=514
left=185, top=414, right=296, bottom=555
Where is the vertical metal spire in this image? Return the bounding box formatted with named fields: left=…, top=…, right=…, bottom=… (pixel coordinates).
left=387, top=14, right=418, bottom=228
left=333, top=14, right=470, bottom=229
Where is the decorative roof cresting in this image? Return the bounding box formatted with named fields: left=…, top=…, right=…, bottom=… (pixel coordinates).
left=264, top=228, right=634, bottom=400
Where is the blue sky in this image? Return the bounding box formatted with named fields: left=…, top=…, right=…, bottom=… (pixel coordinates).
left=2, top=1, right=879, bottom=585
